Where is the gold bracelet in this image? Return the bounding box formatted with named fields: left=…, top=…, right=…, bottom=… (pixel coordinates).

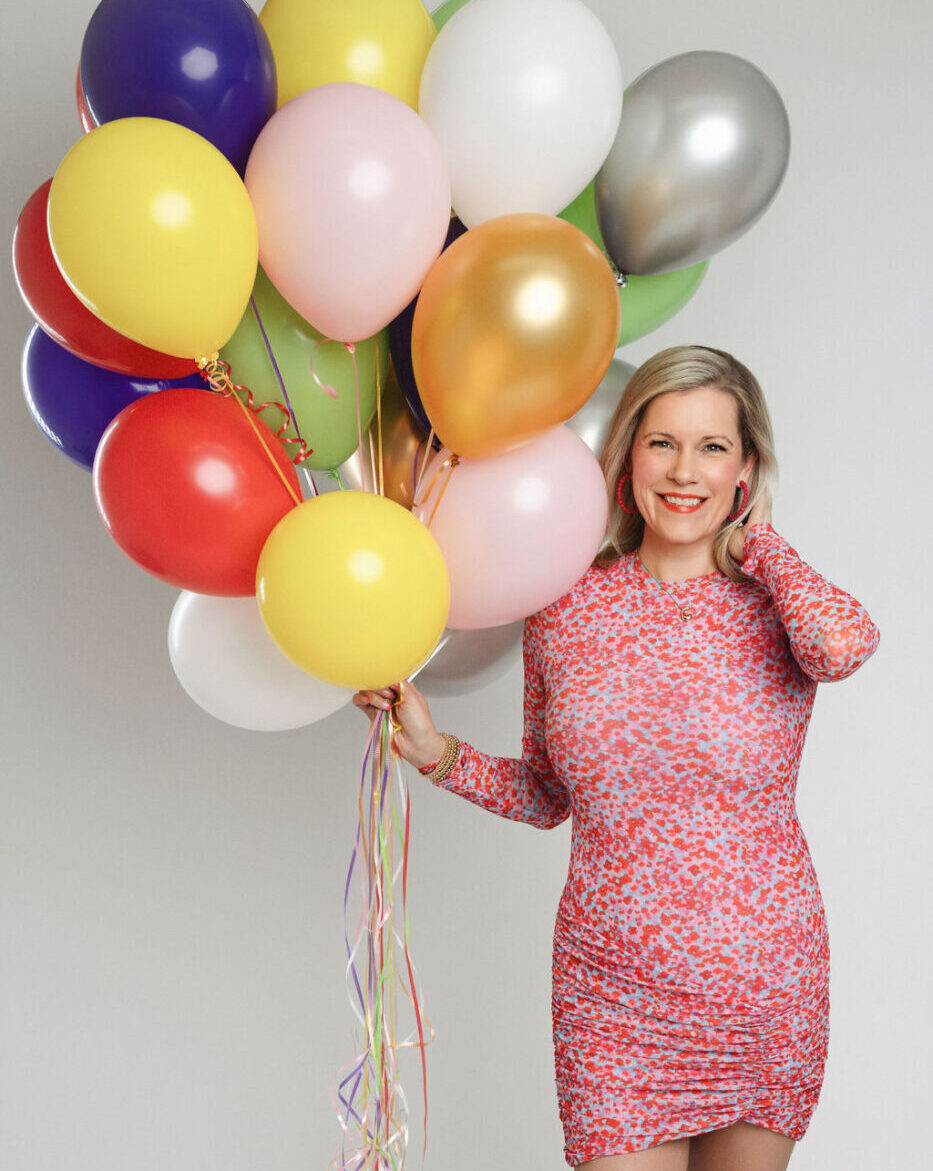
left=425, top=733, right=461, bottom=784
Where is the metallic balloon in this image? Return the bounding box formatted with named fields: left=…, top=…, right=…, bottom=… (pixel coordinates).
left=411, top=621, right=524, bottom=698
left=595, top=51, right=791, bottom=275
left=337, top=364, right=432, bottom=507
left=565, top=356, right=636, bottom=459
left=412, top=213, right=621, bottom=459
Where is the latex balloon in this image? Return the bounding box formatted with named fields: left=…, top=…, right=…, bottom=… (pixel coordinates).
left=595, top=50, right=791, bottom=275
left=411, top=213, right=620, bottom=459
left=20, top=325, right=201, bottom=470
left=168, top=592, right=353, bottom=731
left=93, top=387, right=300, bottom=595
left=245, top=82, right=450, bottom=343
left=13, top=179, right=198, bottom=379
left=419, top=0, right=622, bottom=227
left=48, top=117, right=258, bottom=360
left=412, top=426, right=608, bottom=628
left=81, top=0, right=276, bottom=174
left=431, top=0, right=469, bottom=31
left=220, top=266, right=389, bottom=470
left=413, top=621, right=524, bottom=698
left=565, top=357, right=636, bottom=459
left=259, top=0, right=435, bottom=110
left=337, top=365, right=433, bottom=504
left=256, top=491, right=449, bottom=689
left=559, top=181, right=709, bottom=346
left=76, top=65, right=95, bottom=132
left=388, top=215, right=467, bottom=432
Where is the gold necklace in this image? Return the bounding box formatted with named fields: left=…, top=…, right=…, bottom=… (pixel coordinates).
left=635, top=551, right=696, bottom=621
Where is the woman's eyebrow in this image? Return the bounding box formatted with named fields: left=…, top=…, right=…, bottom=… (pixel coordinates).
left=646, top=431, right=734, bottom=446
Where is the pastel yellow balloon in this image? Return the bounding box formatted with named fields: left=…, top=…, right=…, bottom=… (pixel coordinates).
left=260, top=0, right=436, bottom=109
left=48, top=117, right=258, bottom=361
left=256, top=491, right=450, bottom=689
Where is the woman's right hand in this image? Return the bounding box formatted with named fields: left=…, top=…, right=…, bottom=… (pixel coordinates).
left=351, top=678, right=447, bottom=771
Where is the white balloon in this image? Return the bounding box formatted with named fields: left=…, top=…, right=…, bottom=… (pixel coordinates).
left=419, top=0, right=623, bottom=227
left=168, top=592, right=354, bottom=731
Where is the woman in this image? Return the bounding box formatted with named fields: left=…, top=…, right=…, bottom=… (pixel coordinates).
left=352, top=346, right=880, bottom=1171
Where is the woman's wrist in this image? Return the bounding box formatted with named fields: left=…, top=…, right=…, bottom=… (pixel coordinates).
left=417, top=733, right=461, bottom=782
left=412, top=732, right=448, bottom=772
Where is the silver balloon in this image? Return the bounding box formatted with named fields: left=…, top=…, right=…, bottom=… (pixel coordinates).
left=595, top=51, right=791, bottom=275
left=411, top=621, right=524, bottom=698
left=566, top=357, right=636, bottom=459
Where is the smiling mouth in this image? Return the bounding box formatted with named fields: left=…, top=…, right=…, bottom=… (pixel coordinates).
left=656, top=492, right=707, bottom=512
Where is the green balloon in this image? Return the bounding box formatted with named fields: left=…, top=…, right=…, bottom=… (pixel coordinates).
left=432, top=0, right=470, bottom=32
left=221, top=267, right=390, bottom=471
left=559, top=181, right=710, bottom=346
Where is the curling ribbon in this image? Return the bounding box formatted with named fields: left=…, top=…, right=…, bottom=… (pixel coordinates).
left=198, top=354, right=314, bottom=469
left=197, top=354, right=303, bottom=507
left=329, top=710, right=435, bottom=1170
left=412, top=448, right=460, bottom=529
left=248, top=297, right=318, bottom=497
left=308, top=339, right=381, bottom=496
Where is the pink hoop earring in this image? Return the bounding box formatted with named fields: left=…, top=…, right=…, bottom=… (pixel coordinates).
left=616, top=472, right=637, bottom=515
left=727, top=480, right=749, bottom=520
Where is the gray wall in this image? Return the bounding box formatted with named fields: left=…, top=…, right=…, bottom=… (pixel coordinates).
left=2, top=1, right=929, bottom=1167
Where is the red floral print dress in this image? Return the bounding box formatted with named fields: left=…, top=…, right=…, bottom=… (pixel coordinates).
left=431, top=522, right=880, bottom=1165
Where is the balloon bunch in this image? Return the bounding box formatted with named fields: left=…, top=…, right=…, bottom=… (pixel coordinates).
left=13, top=1, right=791, bottom=1168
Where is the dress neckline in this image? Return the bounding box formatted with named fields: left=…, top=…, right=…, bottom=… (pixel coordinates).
left=628, top=550, right=727, bottom=588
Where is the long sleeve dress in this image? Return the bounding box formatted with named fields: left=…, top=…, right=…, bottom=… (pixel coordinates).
left=429, top=522, right=880, bottom=1165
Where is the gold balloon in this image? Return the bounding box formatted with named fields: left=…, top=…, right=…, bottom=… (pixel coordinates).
left=337, top=364, right=431, bottom=507
left=410, top=213, right=621, bottom=460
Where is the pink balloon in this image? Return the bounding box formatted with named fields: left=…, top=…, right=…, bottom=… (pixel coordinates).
left=244, top=82, right=451, bottom=342
left=413, top=426, right=609, bottom=629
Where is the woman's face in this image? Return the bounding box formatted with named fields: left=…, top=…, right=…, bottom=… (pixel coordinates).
left=628, top=386, right=757, bottom=549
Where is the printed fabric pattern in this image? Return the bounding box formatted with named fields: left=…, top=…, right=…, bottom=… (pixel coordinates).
left=432, top=522, right=880, bottom=1164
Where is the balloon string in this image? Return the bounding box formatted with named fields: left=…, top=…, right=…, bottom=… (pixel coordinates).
left=413, top=426, right=435, bottom=502
left=249, top=297, right=318, bottom=497
left=199, top=353, right=314, bottom=468
left=308, top=337, right=342, bottom=399
left=347, top=343, right=368, bottom=494
left=413, top=452, right=460, bottom=528
left=197, top=354, right=302, bottom=507
left=329, top=713, right=435, bottom=1169
left=374, top=357, right=384, bottom=498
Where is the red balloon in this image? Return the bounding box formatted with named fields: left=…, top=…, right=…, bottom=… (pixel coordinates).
left=76, top=65, right=95, bottom=134
left=12, top=179, right=198, bottom=379
left=93, top=387, right=301, bottom=595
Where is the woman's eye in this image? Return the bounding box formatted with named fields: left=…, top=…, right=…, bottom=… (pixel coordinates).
left=705, top=443, right=726, bottom=452
left=649, top=440, right=670, bottom=447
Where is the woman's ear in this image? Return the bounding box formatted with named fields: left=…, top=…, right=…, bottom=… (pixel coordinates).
left=741, top=450, right=758, bottom=482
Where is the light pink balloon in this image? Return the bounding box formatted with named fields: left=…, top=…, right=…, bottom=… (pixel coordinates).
left=412, top=427, right=609, bottom=629
left=244, top=82, right=451, bottom=342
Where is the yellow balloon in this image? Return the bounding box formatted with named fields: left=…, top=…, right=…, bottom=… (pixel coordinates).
left=259, top=0, right=436, bottom=109
left=256, top=491, right=450, bottom=689
left=411, top=213, right=622, bottom=460
left=48, top=117, right=258, bottom=361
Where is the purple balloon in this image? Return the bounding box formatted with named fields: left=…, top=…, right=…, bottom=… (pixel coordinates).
left=389, top=216, right=467, bottom=437
left=80, top=0, right=276, bottom=174
left=21, top=325, right=203, bottom=470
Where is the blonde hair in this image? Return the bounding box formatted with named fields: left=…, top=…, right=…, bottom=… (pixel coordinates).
left=593, top=345, right=778, bottom=582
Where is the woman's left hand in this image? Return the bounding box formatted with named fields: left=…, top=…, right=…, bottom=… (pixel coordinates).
left=727, top=485, right=773, bottom=562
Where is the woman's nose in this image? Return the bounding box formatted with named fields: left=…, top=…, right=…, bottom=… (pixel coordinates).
left=667, top=450, right=698, bottom=483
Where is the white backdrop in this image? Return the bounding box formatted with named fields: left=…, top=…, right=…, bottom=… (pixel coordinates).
left=2, top=2, right=930, bottom=1168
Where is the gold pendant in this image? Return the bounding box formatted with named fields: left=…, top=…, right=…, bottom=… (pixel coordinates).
left=680, top=607, right=693, bottom=620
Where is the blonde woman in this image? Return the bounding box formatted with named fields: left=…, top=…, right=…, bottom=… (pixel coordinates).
left=354, top=346, right=880, bottom=1171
